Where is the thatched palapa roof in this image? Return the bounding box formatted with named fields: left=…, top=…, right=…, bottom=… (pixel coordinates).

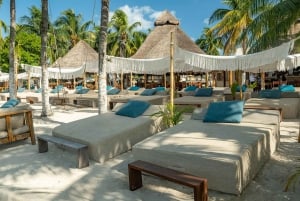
left=131, top=10, right=205, bottom=59
left=52, top=40, right=98, bottom=71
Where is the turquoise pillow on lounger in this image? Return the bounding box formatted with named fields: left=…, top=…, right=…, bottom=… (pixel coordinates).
left=1, top=98, right=20, bottom=108
left=279, top=85, right=295, bottom=92
left=128, top=86, right=140, bottom=91
left=184, top=85, right=197, bottom=91
left=107, top=88, right=120, bottom=95
left=140, top=88, right=156, bottom=96
left=203, top=101, right=244, bottom=123
left=116, top=100, right=150, bottom=118
left=194, top=88, right=213, bottom=97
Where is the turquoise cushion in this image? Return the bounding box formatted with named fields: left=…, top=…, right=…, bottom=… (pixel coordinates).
left=107, top=88, right=120, bottom=95
left=236, top=85, right=247, bottom=92
left=35, top=88, right=42, bottom=93
left=107, top=85, right=114, bottom=91
left=116, top=100, right=150, bottom=118
left=203, top=101, right=244, bottom=123
left=140, top=89, right=157, bottom=96
left=76, top=88, right=90, bottom=94
left=155, top=86, right=165, bottom=91
left=76, top=85, right=83, bottom=90
left=279, top=85, right=295, bottom=92
left=194, top=88, right=213, bottom=97
left=184, top=86, right=197, bottom=91
left=259, top=90, right=281, bottom=99
left=1, top=98, right=20, bottom=108
left=128, top=86, right=140, bottom=91
left=17, top=87, right=25, bottom=92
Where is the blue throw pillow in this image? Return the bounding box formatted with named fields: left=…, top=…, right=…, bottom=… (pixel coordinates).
left=107, top=88, right=120, bottom=95
left=1, top=98, right=20, bottom=108
left=203, top=101, right=244, bottom=123
left=140, top=89, right=157, bottom=96
left=184, top=85, right=197, bottom=92
left=259, top=90, right=281, bottom=99
left=128, top=86, right=140, bottom=91
left=194, top=88, right=213, bottom=97
left=107, top=85, right=114, bottom=91
left=279, top=85, right=295, bottom=92
left=236, top=85, right=247, bottom=92
left=116, top=100, right=150, bottom=118
left=76, top=88, right=90, bottom=94
left=155, top=86, right=165, bottom=91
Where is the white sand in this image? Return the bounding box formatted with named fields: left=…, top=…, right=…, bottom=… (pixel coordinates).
left=0, top=103, right=299, bottom=201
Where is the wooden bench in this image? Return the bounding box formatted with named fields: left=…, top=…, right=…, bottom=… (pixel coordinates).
left=37, top=134, right=89, bottom=168
left=128, top=160, right=208, bottom=201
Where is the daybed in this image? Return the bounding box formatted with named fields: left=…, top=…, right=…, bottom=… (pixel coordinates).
left=108, top=88, right=169, bottom=109
left=0, top=101, right=35, bottom=145
left=174, top=87, right=225, bottom=108
left=174, top=95, right=224, bottom=108
left=52, top=103, right=164, bottom=163
left=132, top=104, right=280, bottom=195
left=246, top=90, right=300, bottom=119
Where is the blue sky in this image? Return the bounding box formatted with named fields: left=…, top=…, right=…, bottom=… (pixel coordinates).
left=0, top=0, right=225, bottom=40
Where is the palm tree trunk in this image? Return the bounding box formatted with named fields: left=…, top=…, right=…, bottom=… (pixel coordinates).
left=98, top=0, right=109, bottom=114
left=9, top=0, right=16, bottom=99
left=40, top=0, right=52, bottom=116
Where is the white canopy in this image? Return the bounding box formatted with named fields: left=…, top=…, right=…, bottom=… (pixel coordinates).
left=23, top=64, right=86, bottom=79
left=20, top=40, right=300, bottom=76
left=99, top=41, right=298, bottom=74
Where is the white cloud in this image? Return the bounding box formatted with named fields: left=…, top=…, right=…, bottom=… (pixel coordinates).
left=203, top=18, right=209, bottom=25
left=110, top=5, right=176, bottom=32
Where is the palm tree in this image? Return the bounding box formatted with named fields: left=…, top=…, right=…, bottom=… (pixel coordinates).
left=0, top=20, right=7, bottom=48
left=20, top=6, right=42, bottom=34
left=107, top=9, right=143, bottom=57
left=208, top=0, right=254, bottom=55
left=40, top=0, right=52, bottom=117
left=9, top=0, right=17, bottom=99
left=98, top=0, right=109, bottom=114
left=247, top=0, right=300, bottom=52
left=196, top=27, right=223, bottom=55
left=54, top=9, right=95, bottom=48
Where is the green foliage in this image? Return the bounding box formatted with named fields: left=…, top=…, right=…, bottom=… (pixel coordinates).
left=16, top=32, right=41, bottom=65
left=249, top=82, right=257, bottom=89
left=231, top=82, right=239, bottom=99
left=152, top=103, right=187, bottom=128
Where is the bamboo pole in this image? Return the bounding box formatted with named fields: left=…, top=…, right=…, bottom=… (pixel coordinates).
left=120, top=71, right=123, bottom=91
left=27, top=70, right=30, bottom=90
left=170, top=31, right=174, bottom=107
left=261, top=71, right=265, bottom=90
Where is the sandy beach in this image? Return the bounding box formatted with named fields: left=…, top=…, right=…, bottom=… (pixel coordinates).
left=0, top=102, right=300, bottom=201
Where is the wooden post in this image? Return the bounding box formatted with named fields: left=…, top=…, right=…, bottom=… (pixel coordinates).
left=170, top=31, right=174, bottom=108
left=261, top=72, right=265, bottom=90
left=164, top=73, right=167, bottom=88
left=130, top=72, right=133, bottom=87
left=120, top=71, right=123, bottom=91
left=27, top=70, right=31, bottom=90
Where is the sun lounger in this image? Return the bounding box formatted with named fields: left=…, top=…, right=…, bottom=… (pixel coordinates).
left=109, top=95, right=169, bottom=110
left=52, top=104, right=163, bottom=163
left=174, top=95, right=224, bottom=108
left=132, top=107, right=280, bottom=195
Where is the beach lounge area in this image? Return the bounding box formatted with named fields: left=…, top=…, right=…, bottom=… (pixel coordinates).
left=0, top=101, right=299, bottom=201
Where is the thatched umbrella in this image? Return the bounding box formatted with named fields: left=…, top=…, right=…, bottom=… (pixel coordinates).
left=52, top=40, right=98, bottom=88
left=132, top=11, right=205, bottom=59
left=131, top=11, right=206, bottom=104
